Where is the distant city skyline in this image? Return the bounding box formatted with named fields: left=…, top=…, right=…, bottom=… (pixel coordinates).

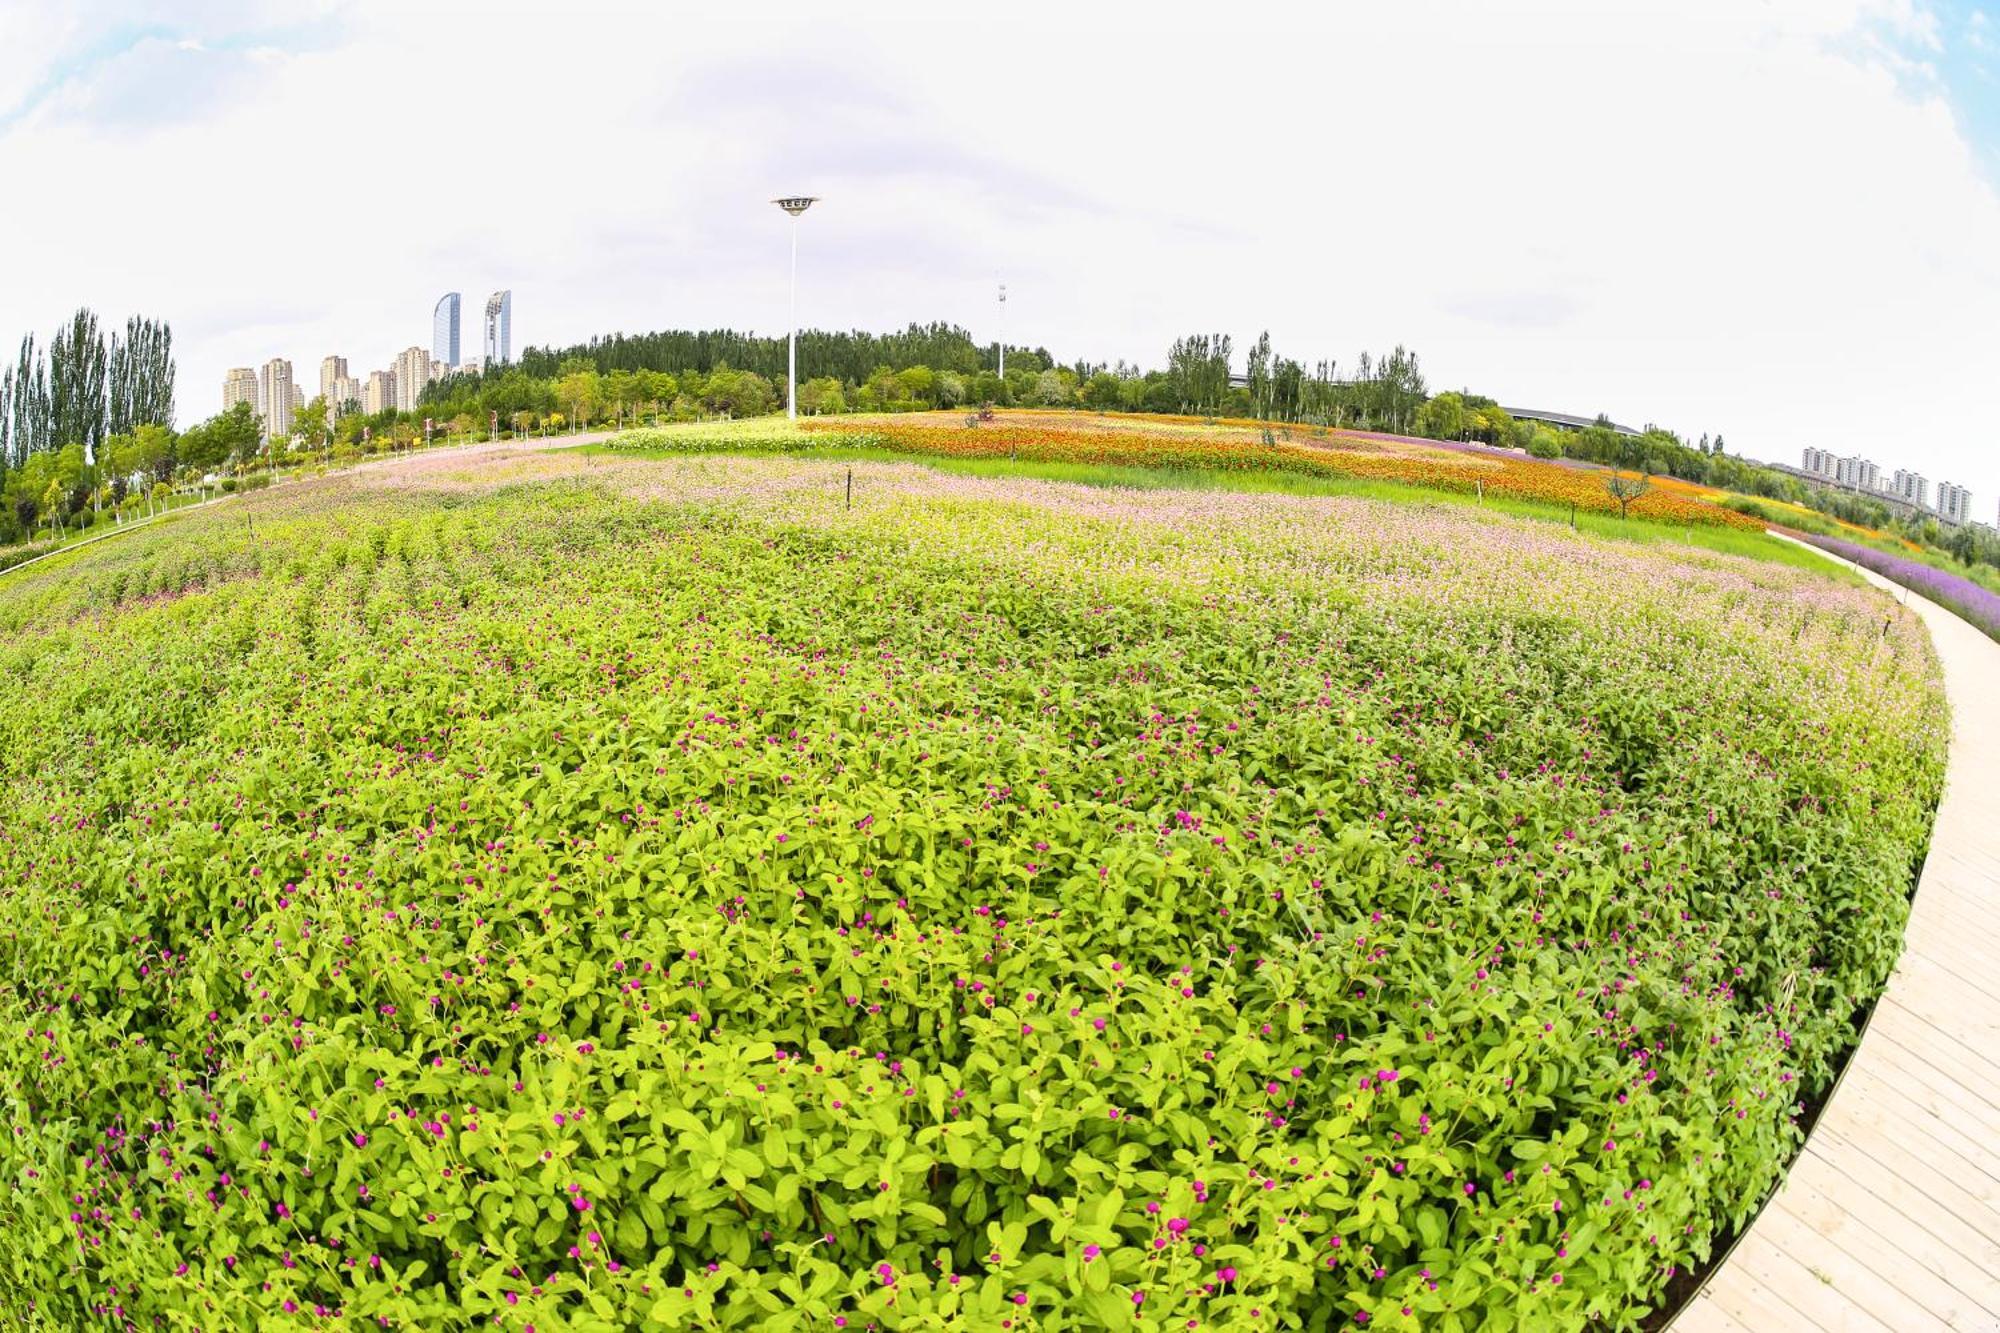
left=1799, top=446, right=1976, bottom=526
left=219, top=286, right=514, bottom=424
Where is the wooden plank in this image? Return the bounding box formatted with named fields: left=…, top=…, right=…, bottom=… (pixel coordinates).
left=1913, top=869, right=2000, bottom=912
left=1904, top=900, right=2000, bottom=949
left=1775, top=1161, right=2000, bottom=1319
left=1861, top=1027, right=2000, bottom=1135
left=1812, top=1067, right=2000, bottom=1191
left=1888, top=944, right=2000, bottom=994
left=1883, top=947, right=2000, bottom=1016
left=1856, top=1022, right=2000, bottom=1116
left=1877, top=965, right=2000, bottom=1037
left=1754, top=1198, right=1972, bottom=1330
left=1698, top=1250, right=1840, bottom=1332
left=1912, top=859, right=2000, bottom=901
left=1889, top=935, right=2000, bottom=1007
left=1869, top=999, right=2000, bottom=1090
left=1925, top=839, right=2000, bottom=882
left=1710, top=1228, right=1894, bottom=1331
left=1811, top=1121, right=2000, bottom=1247
left=1792, top=1137, right=2000, bottom=1278
left=1905, top=891, right=2000, bottom=938
left=1671, top=1288, right=1772, bottom=1333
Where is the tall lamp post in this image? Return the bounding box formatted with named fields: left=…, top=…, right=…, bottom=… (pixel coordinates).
left=773, top=196, right=819, bottom=419
left=997, top=283, right=1007, bottom=379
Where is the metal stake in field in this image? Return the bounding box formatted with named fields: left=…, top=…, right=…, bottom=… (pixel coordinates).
left=846, top=467, right=852, bottom=511
left=773, top=196, right=820, bottom=420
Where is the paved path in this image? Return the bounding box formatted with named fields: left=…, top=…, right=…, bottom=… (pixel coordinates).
left=1673, top=537, right=2000, bottom=1332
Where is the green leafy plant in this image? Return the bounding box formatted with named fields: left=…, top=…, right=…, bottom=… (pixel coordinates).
left=0, top=457, right=1944, bottom=1331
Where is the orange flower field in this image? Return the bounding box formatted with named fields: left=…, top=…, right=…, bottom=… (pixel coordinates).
left=797, top=412, right=1765, bottom=530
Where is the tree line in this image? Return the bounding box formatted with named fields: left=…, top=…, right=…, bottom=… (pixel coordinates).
left=515, top=322, right=1055, bottom=385
left=1, top=308, right=179, bottom=547
left=2, top=309, right=174, bottom=466
left=8, top=310, right=1995, bottom=585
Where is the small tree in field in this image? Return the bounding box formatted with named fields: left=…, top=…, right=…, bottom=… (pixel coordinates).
left=1604, top=470, right=1651, bottom=519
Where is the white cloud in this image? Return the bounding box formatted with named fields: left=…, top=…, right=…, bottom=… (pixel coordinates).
left=3, top=0, right=1998, bottom=512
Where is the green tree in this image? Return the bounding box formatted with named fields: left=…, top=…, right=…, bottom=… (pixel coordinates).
left=48, top=308, right=108, bottom=459
left=294, top=397, right=331, bottom=454
left=1416, top=392, right=1468, bottom=441
left=896, top=366, right=937, bottom=407
left=1080, top=372, right=1123, bottom=410
left=1245, top=331, right=1273, bottom=420
left=552, top=359, right=602, bottom=431
left=797, top=377, right=847, bottom=415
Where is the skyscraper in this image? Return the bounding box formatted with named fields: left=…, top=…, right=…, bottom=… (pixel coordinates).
left=258, top=358, right=294, bottom=440
left=223, top=367, right=258, bottom=413
left=483, top=290, right=511, bottom=366
left=393, top=347, right=431, bottom=413
left=433, top=293, right=461, bottom=367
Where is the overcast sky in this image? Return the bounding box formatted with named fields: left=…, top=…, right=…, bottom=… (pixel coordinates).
left=3, top=0, right=1998, bottom=509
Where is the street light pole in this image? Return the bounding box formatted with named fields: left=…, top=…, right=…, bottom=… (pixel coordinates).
left=773, top=196, right=819, bottom=420
left=998, top=283, right=1007, bottom=380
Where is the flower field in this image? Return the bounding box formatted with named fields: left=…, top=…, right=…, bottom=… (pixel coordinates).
left=1794, top=531, right=2000, bottom=641
left=608, top=413, right=1764, bottom=530
left=0, top=451, right=1944, bottom=1330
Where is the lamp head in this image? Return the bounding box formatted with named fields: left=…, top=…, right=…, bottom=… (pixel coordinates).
left=773, top=196, right=819, bottom=217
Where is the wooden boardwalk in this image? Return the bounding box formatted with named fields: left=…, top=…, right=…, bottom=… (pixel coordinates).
left=1672, top=540, right=2000, bottom=1332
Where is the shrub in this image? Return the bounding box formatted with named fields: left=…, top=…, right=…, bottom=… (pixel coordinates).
left=0, top=465, right=1944, bottom=1330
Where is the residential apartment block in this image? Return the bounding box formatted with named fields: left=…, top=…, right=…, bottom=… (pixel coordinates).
left=258, top=358, right=294, bottom=440
left=393, top=347, right=431, bottom=413
left=363, top=370, right=395, bottom=416
left=223, top=366, right=258, bottom=414
left=1936, top=480, right=1973, bottom=526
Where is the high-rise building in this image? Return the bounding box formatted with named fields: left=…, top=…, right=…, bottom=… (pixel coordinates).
left=364, top=370, right=395, bottom=416
left=1891, top=469, right=1930, bottom=509
left=332, top=374, right=361, bottom=415
left=258, top=358, right=294, bottom=440
left=1936, top=480, right=1973, bottom=525
left=433, top=293, right=461, bottom=367
left=320, top=355, right=349, bottom=406
left=1832, top=455, right=1879, bottom=492
left=483, top=290, right=511, bottom=365
left=223, top=367, right=258, bottom=413
left=393, top=347, right=431, bottom=412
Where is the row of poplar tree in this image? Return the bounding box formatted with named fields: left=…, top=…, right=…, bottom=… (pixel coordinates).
left=0, top=309, right=175, bottom=467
